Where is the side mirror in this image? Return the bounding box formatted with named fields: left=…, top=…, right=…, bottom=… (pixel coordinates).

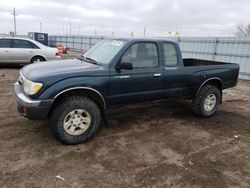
left=116, top=62, right=133, bottom=70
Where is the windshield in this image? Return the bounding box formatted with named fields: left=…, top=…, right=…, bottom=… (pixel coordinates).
left=83, top=39, right=127, bottom=65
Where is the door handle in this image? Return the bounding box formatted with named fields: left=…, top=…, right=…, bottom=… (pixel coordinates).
left=4, top=51, right=9, bottom=52
left=154, top=73, right=162, bottom=77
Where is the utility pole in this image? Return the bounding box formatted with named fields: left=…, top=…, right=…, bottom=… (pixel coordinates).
left=66, top=22, right=68, bottom=35
left=144, top=27, right=146, bottom=37
left=11, top=8, right=18, bottom=36
left=69, top=21, right=72, bottom=36
left=40, top=22, right=42, bottom=32
left=66, top=20, right=71, bottom=35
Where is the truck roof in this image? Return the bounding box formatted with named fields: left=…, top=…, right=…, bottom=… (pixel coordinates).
left=108, top=37, right=177, bottom=43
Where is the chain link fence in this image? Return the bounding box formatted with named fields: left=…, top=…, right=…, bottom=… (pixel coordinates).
left=49, top=35, right=104, bottom=52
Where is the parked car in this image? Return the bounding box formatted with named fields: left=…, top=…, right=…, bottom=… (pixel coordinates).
left=0, top=37, right=60, bottom=65
left=14, top=38, right=240, bottom=144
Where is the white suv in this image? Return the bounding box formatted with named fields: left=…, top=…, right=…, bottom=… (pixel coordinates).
left=0, top=37, right=60, bottom=65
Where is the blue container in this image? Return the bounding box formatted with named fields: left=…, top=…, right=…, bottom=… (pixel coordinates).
left=28, top=32, right=48, bottom=46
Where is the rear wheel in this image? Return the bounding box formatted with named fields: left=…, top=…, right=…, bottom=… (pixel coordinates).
left=31, top=56, right=46, bottom=63
left=192, top=85, right=221, bottom=117
left=49, top=96, right=102, bottom=144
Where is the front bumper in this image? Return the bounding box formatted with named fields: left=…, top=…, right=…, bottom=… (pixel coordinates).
left=14, top=82, right=54, bottom=120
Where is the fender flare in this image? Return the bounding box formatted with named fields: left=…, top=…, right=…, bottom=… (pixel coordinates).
left=53, top=86, right=106, bottom=110
left=195, top=77, right=223, bottom=97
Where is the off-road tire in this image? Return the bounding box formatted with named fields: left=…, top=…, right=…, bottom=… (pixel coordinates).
left=192, top=85, right=221, bottom=117
left=49, top=96, right=102, bottom=144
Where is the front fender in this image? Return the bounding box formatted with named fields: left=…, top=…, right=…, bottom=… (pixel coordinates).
left=38, top=77, right=109, bottom=100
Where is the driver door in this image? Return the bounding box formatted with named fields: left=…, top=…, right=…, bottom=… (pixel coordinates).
left=109, top=42, right=164, bottom=105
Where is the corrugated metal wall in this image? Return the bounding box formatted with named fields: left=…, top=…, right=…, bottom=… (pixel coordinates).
left=171, top=37, right=250, bottom=80
left=49, top=36, right=250, bottom=80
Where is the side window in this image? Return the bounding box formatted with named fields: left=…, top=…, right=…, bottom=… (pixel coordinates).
left=13, top=39, right=33, bottom=49
left=162, top=43, right=178, bottom=67
left=0, top=39, right=11, bottom=48
left=31, top=42, right=39, bottom=49
left=121, top=42, right=158, bottom=68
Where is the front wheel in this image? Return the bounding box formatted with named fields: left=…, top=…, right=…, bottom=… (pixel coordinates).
left=192, top=85, right=221, bottom=117
left=49, top=96, right=102, bottom=144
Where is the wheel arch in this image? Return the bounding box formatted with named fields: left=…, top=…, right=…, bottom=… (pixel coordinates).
left=48, top=87, right=106, bottom=117
left=195, top=77, right=223, bottom=100
left=30, top=55, right=47, bottom=63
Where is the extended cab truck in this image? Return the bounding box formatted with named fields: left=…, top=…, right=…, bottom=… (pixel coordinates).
left=14, top=38, right=240, bottom=144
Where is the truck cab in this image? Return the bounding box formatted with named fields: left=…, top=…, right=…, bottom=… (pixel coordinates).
left=109, top=39, right=185, bottom=105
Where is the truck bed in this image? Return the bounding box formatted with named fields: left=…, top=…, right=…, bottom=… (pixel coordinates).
left=183, top=58, right=229, bottom=67
left=181, top=58, right=239, bottom=93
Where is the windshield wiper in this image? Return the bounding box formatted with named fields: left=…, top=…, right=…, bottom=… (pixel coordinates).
left=80, top=55, right=104, bottom=66
left=85, top=57, right=98, bottom=65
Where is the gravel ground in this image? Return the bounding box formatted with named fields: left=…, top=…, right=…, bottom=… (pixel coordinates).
left=0, top=59, right=250, bottom=187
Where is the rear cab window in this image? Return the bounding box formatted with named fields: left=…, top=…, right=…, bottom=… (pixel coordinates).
left=0, top=39, right=11, bottom=48
left=162, top=43, right=178, bottom=67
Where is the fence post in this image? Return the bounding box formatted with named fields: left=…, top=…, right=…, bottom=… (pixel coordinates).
left=212, top=38, right=218, bottom=60
left=177, top=37, right=180, bottom=43
left=89, top=36, right=92, bottom=50
left=81, top=36, right=83, bottom=53
left=66, top=35, right=68, bottom=49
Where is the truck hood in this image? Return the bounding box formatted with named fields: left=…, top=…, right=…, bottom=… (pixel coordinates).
left=21, top=58, right=106, bottom=82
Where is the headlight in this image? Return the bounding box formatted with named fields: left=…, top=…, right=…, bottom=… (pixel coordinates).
left=23, top=79, right=43, bottom=95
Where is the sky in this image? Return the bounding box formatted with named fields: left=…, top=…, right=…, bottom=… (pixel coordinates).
left=0, top=0, right=250, bottom=37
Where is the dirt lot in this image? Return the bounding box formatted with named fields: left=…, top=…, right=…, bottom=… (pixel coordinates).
left=0, top=65, right=250, bottom=187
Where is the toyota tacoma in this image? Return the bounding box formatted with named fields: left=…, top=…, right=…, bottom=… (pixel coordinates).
left=14, top=38, right=240, bottom=144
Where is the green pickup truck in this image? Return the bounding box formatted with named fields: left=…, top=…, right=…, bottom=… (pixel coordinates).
left=14, top=38, right=239, bottom=144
